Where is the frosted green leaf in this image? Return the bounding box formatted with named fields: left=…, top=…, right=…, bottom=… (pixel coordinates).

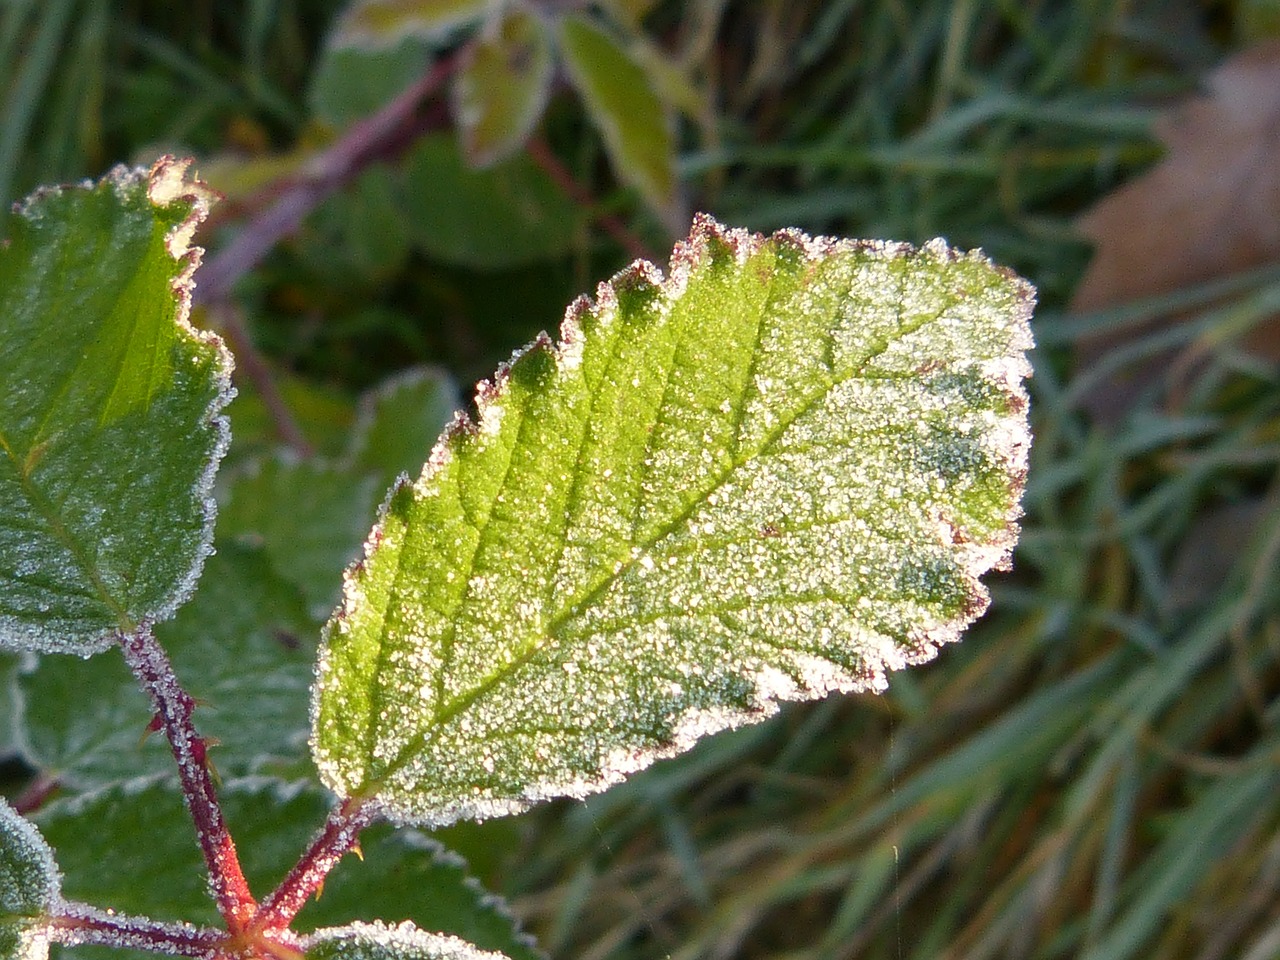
left=556, top=16, right=677, bottom=228
left=305, top=922, right=511, bottom=960
left=312, top=215, right=1035, bottom=826
left=331, top=0, right=489, bottom=50
left=0, top=799, right=59, bottom=960
left=451, top=7, right=554, bottom=168
left=0, top=158, right=232, bottom=654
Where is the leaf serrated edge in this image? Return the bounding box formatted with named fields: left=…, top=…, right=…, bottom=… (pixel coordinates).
left=135, top=156, right=237, bottom=642
left=314, top=213, right=1034, bottom=823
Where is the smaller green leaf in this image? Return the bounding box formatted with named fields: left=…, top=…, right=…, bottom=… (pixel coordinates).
left=39, top=779, right=539, bottom=960
left=451, top=7, right=554, bottom=168
left=305, top=922, right=511, bottom=960
left=220, top=459, right=380, bottom=620
left=402, top=135, right=583, bottom=269
left=331, top=0, right=489, bottom=50
left=557, top=15, right=677, bottom=227
left=349, top=367, right=459, bottom=493
left=310, top=38, right=433, bottom=127
left=17, top=543, right=316, bottom=789
left=0, top=799, right=59, bottom=960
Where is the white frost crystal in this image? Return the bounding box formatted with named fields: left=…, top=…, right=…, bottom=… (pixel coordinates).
left=0, top=800, right=60, bottom=960
left=304, top=922, right=512, bottom=960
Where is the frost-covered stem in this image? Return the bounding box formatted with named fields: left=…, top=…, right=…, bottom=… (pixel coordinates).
left=193, top=50, right=462, bottom=305
left=118, top=626, right=257, bottom=933
left=525, top=134, right=658, bottom=263
left=48, top=903, right=228, bottom=960
left=251, top=796, right=377, bottom=932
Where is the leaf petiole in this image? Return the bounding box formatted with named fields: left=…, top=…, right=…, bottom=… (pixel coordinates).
left=117, top=625, right=257, bottom=934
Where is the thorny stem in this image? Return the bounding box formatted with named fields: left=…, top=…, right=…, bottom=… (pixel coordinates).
left=250, top=796, right=378, bottom=933
left=193, top=51, right=463, bottom=306
left=118, top=626, right=258, bottom=935
left=525, top=135, right=659, bottom=263
left=47, top=903, right=234, bottom=960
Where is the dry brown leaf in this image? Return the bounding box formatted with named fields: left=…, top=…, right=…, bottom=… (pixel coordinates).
left=1070, top=41, right=1280, bottom=420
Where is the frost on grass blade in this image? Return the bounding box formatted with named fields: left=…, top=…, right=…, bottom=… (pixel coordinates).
left=312, top=215, right=1034, bottom=826
left=0, top=158, right=232, bottom=654
left=0, top=799, right=60, bottom=960
left=305, top=922, right=511, bottom=960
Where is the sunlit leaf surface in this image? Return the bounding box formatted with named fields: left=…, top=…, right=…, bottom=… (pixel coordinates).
left=312, top=215, right=1034, bottom=825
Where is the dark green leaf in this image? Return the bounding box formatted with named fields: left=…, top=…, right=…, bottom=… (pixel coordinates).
left=0, top=159, right=232, bottom=654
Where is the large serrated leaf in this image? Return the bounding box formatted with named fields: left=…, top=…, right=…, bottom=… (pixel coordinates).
left=312, top=215, right=1034, bottom=826
left=0, top=799, right=59, bottom=960
left=0, top=159, right=232, bottom=654
left=556, top=16, right=677, bottom=228
left=451, top=6, right=554, bottom=168
left=305, top=922, right=510, bottom=960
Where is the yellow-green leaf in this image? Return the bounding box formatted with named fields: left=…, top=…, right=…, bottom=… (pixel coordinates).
left=312, top=216, right=1034, bottom=826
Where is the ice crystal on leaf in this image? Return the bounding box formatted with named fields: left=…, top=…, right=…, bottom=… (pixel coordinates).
left=0, top=158, right=232, bottom=654
left=305, top=921, right=512, bottom=960
left=311, top=215, right=1034, bottom=826
left=0, top=799, right=60, bottom=960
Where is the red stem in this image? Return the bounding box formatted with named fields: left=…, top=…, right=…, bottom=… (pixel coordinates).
left=193, top=51, right=463, bottom=306
left=251, top=796, right=377, bottom=932
left=11, top=773, right=59, bottom=814
left=118, top=626, right=257, bottom=934
left=48, top=903, right=231, bottom=960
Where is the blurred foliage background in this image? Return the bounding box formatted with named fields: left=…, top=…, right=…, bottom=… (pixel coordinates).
left=4, top=0, right=1280, bottom=958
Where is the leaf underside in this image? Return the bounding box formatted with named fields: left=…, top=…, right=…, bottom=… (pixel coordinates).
left=0, top=159, right=232, bottom=654
left=312, top=214, right=1035, bottom=826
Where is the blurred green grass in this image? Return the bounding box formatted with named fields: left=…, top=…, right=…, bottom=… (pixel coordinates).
left=4, top=0, right=1279, bottom=958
